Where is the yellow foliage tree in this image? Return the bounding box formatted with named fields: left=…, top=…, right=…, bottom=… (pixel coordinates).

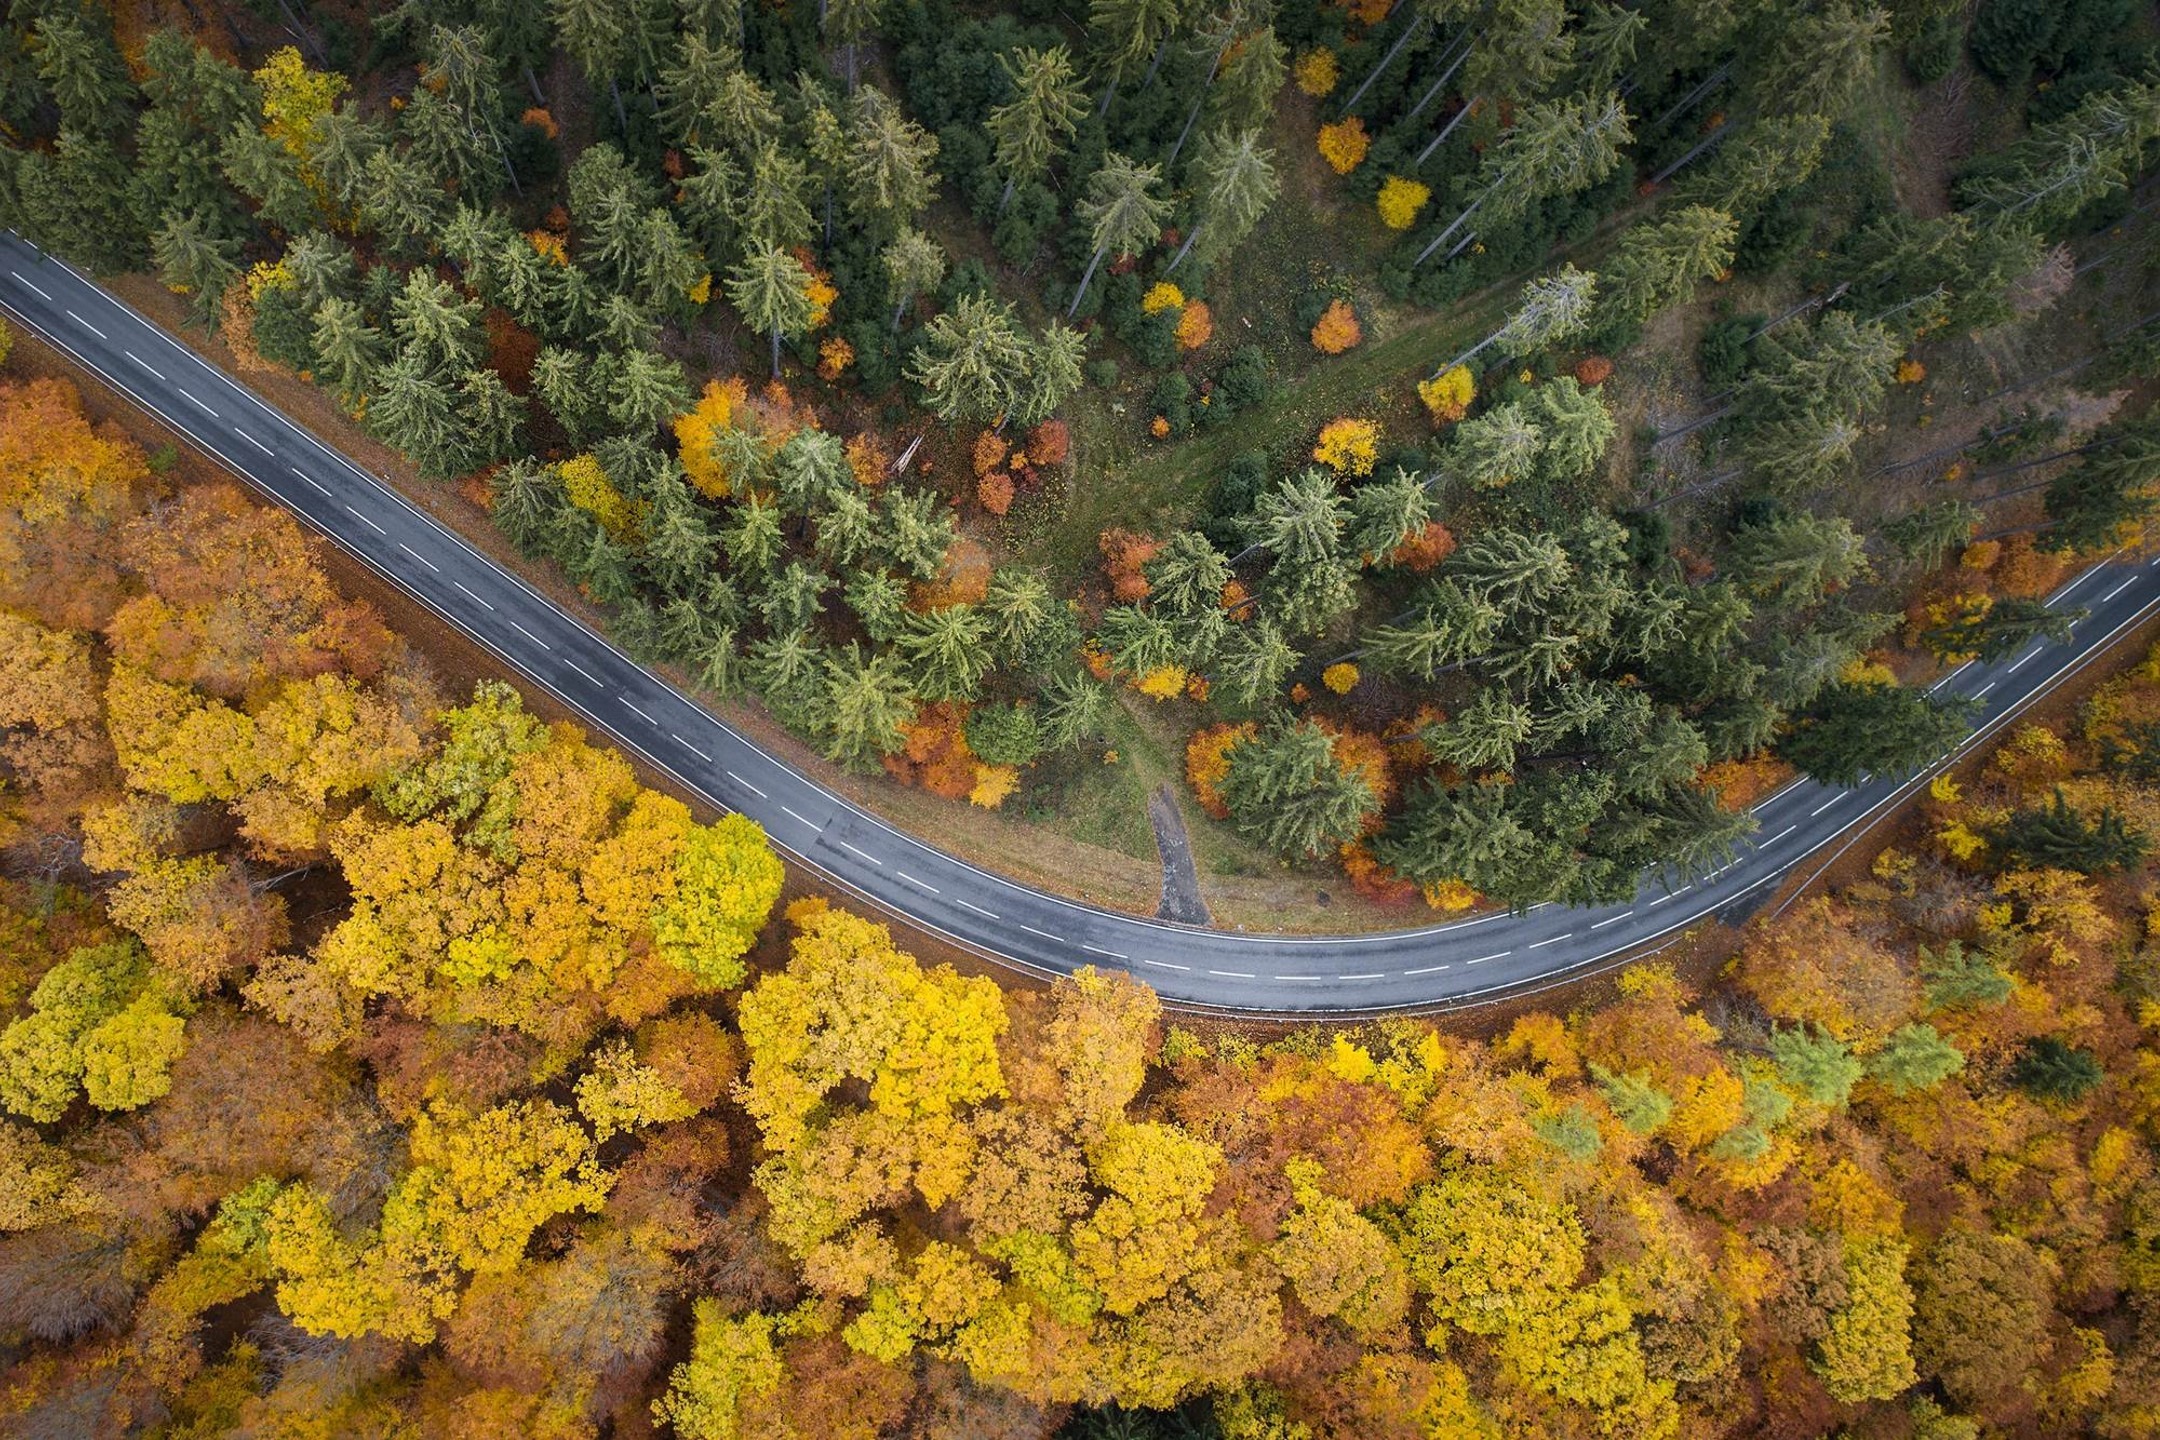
left=1313, top=418, right=1379, bottom=476
left=1376, top=176, right=1431, bottom=230
left=1316, top=118, right=1370, bottom=175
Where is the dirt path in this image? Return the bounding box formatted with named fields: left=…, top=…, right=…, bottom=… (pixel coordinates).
left=1146, top=786, right=1210, bottom=924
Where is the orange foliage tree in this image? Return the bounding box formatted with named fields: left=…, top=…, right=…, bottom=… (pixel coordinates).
left=1311, top=299, right=1362, bottom=355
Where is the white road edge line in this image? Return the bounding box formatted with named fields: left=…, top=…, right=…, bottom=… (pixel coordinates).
left=669, top=732, right=711, bottom=762
left=344, top=505, right=386, bottom=535
left=509, top=620, right=552, bottom=651
left=838, top=840, right=883, bottom=866
left=896, top=871, right=940, bottom=894
left=452, top=580, right=492, bottom=610
left=396, top=542, right=438, bottom=573
left=65, top=310, right=104, bottom=339
left=726, top=770, right=767, bottom=799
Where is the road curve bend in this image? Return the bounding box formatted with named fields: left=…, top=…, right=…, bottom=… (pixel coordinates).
left=4, top=232, right=2155, bottom=1016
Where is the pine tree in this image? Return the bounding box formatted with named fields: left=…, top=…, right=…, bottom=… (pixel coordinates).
left=1780, top=682, right=1980, bottom=786
left=899, top=606, right=993, bottom=700
left=986, top=46, right=1087, bottom=213
left=881, top=227, right=947, bottom=331
left=906, top=293, right=1033, bottom=422
left=820, top=646, right=914, bottom=769
left=1596, top=206, right=1737, bottom=336
left=29, top=13, right=132, bottom=136
left=725, top=248, right=818, bottom=380
left=1168, top=126, right=1279, bottom=272
left=844, top=87, right=941, bottom=234
left=310, top=298, right=385, bottom=408
left=1216, top=719, right=1379, bottom=860
left=151, top=210, right=242, bottom=324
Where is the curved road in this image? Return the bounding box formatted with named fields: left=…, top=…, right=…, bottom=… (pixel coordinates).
left=5, top=232, right=2156, bottom=1016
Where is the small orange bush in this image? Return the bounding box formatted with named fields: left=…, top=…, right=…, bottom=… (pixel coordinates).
left=1027, top=419, right=1070, bottom=468
left=972, top=431, right=1010, bottom=477
left=977, top=469, right=1014, bottom=515
left=1317, top=118, right=1370, bottom=175
left=817, top=335, right=854, bottom=380
left=1099, top=528, right=1162, bottom=603
left=1573, top=355, right=1613, bottom=387
left=1175, top=300, right=1213, bottom=351
left=1388, top=521, right=1457, bottom=572
left=1311, top=299, right=1362, bottom=355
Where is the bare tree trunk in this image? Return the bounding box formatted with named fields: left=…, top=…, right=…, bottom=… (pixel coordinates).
left=1339, top=14, right=1426, bottom=116
left=1403, top=35, right=1473, bottom=125
left=1068, top=245, right=1108, bottom=318
left=1415, top=94, right=1481, bottom=168
left=1167, top=218, right=1205, bottom=273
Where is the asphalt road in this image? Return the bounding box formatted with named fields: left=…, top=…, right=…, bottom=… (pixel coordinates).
left=6, top=231, right=2157, bottom=1016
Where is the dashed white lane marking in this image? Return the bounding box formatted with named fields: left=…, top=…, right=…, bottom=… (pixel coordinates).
left=2104, top=577, right=2136, bottom=602
left=290, top=465, right=330, bottom=496
left=235, top=428, right=272, bottom=454
left=726, top=769, right=767, bottom=799
left=780, top=806, right=818, bottom=828
left=178, top=389, right=217, bottom=417
left=1763, top=824, right=1797, bottom=847
left=1404, top=964, right=1451, bottom=976
left=895, top=870, right=939, bottom=894
left=1339, top=972, right=1385, bottom=981
left=1018, top=923, right=1059, bottom=941
left=562, top=661, right=599, bottom=687
left=510, top=620, right=551, bottom=651
left=66, top=310, right=104, bottom=339
left=1275, top=974, right=1322, bottom=981
left=838, top=840, right=882, bottom=866
left=1081, top=943, right=1126, bottom=959
left=954, top=897, right=999, bottom=919
left=1207, top=969, right=1255, bottom=979
left=1526, top=934, right=1570, bottom=949
left=344, top=505, right=386, bottom=535
left=1811, top=792, right=1847, bottom=816
left=670, top=732, right=710, bottom=762
left=124, top=350, right=163, bottom=379
left=11, top=271, right=52, bottom=301
left=1589, top=912, right=1632, bottom=930
left=621, top=698, right=657, bottom=725
left=1648, top=886, right=1691, bottom=905
left=1145, top=958, right=1191, bottom=971
left=1975, top=680, right=1996, bottom=698
left=2008, top=646, right=2043, bottom=673
left=397, top=542, right=438, bottom=572
left=1466, top=951, right=1511, bottom=965
left=452, top=580, right=492, bottom=609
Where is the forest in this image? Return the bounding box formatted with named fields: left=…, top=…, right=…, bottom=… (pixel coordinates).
left=5, top=0, right=2160, bottom=1434
left=3, top=360, right=2160, bottom=1437
left=5, top=0, right=2159, bottom=911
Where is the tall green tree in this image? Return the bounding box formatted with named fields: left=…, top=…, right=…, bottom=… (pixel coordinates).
left=725, top=248, right=818, bottom=380
left=986, top=46, right=1087, bottom=213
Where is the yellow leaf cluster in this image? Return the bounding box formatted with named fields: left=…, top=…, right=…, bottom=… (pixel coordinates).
left=1418, top=365, right=1475, bottom=424
left=254, top=47, right=346, bottom=161
left=1313, top=417, right=1380, bottom=476
left=969, top=763, right=1019, bottom=809
left=1140, top=282, right=1185, bottom=315
left=1134, top=665, right=1189, bottom=700
left=1317, top=118, right=1370, bottom=176
left=1293, top=49, right=1340, bottom=97
left=557, top=453, right=638, bottom=540
left=1322, top=661, right=1360, bottom=695
left=1376, top=176, right=1431, bottom=231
